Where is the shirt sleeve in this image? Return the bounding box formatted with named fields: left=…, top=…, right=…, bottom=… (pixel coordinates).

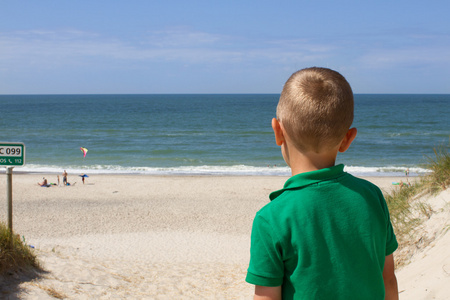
left=385, top=213, right=398, bottom=256
left=381, top=195, right=398, bottom=256
left=246, top=213, right=284, bottom=287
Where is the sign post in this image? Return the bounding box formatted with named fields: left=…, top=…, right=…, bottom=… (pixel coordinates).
left=1, top=142, right=25, bottom=244
left=6, top=166, right=13, bottom=240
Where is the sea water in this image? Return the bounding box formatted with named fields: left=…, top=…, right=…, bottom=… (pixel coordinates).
left=0, top=94, right=448, bottom=176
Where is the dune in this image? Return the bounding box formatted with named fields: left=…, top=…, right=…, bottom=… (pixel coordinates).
left=395, top=188, right=450, bottom=299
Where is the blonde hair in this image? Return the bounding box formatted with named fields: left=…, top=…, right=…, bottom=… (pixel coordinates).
left=277, top=67, right=354, bottom=153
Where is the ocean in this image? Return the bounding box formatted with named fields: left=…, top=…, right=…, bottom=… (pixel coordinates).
left=0, top=94, right=448, bottom=177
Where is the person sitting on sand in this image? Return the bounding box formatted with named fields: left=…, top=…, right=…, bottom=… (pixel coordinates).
left=38, top=177, right=49, bottom=187
left=246, top=67, right=398, bottom=299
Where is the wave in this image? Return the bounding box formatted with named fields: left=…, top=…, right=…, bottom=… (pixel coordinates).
left=5, top=164, right=430, bottom=177
left=343, top=166, right=429, bottom=177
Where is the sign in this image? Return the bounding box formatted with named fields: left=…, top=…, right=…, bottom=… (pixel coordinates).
left=0, top=142, right=25, bottom=166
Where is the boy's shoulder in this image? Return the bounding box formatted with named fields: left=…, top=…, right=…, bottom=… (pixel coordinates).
left=258, top=165, right=384, bottom=218
left=268, top=164, right=357, bottom=200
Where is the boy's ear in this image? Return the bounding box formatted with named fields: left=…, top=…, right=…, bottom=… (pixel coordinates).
left=272, top=118, right=285, bottom=146
left=338, top=127, right=357, bottom=153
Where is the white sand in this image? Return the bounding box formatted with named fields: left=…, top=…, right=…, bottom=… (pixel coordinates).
left=0, top=173, right=448, bottom=299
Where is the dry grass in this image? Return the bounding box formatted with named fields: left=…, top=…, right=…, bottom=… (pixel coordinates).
left=0, top=222, right=41, bottom=275
left=30, top=281, right=67, bottom=299
left=424, top=143, right=450, bottom=191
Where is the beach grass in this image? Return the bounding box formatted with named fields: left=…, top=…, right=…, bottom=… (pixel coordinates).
left=386, top=142, right=450, bottom=267
left=424, top=143, right=450, bottom=192
left=0, top=222, right=41, bottom=276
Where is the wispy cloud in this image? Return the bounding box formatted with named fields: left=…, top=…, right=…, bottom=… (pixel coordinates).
left=358, top=46, right=450, bottom=69
left=144, top=29, right=223, bottom=48
left=0, top=29, right=337, bottom=70
left=2, top=28, right=449, bottom=81
left=1, top=30, right=128, bottom=67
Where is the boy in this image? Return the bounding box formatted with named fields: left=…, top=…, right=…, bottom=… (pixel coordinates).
left=246, top=67, right=398, bottom=299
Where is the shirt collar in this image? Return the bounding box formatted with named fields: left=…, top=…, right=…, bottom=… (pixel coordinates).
left=269, top=164, right=346, bottom=201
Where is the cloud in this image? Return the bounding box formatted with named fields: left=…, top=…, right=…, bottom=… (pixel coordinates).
left=1, top=30, right=127, bottom=68
left=0, top=29, right=336, bottom=70
left=358, top=46, right=450, bottom=69
left=3, top=27, right=448, bottom=89
left=144, top=29, right=223, bottom=48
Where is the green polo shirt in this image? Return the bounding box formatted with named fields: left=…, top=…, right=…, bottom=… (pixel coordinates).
left=246, top=164, right=398, bottom=299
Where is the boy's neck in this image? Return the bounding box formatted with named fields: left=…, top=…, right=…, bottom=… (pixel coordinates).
left=286, top=145, right=339, bottom=176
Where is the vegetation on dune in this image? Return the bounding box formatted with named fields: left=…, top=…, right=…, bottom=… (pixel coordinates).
left=385, top=141, right=450, bottom=267
left=424, top=144, right=450, bottom=192
left=0, top=222, right=41, bottom=276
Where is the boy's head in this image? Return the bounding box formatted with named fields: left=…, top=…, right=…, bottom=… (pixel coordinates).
left=276, top=67, right=354, bottom=153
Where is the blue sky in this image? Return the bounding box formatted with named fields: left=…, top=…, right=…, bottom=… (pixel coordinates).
left=1, top=1, right=449, bottom=94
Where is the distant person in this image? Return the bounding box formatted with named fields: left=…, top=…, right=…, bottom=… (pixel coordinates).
left=246, top=67, right=398, bottom=299
left=62, top=170, right=68, bottom=185
left=38, top=177, right=49, bottom=187
left=405, top=168, right=410, bottom=180
left=79, top=174, right=88, bottom=184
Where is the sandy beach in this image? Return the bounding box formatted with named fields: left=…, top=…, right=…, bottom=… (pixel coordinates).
left=0, top=173, right=448, bottom=299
